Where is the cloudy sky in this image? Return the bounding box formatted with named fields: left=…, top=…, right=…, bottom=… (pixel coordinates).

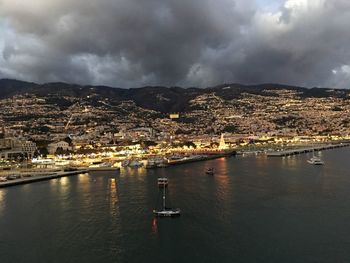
left=0, top=0, right=349, bottom=88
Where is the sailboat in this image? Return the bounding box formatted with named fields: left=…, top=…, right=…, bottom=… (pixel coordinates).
left=307, top=151, right=324, bottom=165
left=206, top=167, right=214, bottom=175
left=153, top=183, right=180, bottom=217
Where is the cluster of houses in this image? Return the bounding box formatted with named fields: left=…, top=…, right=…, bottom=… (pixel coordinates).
left=0, top=137, right=71, bottom=160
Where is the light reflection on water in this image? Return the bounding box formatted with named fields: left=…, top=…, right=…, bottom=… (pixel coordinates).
left=281, top=155, right=299, bottom=169
left=151, top=217, right=158, bottom=236
left=0, top=190, right=5, bottom=214
left=108, top=178, right=119, bottom=217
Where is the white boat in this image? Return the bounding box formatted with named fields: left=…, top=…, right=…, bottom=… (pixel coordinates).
left=7, top=174, right=21, bottom=180
left=128, top=160, right=143, bottom=168
left=307, top=156, right=324, bottom=165
left=153, top=209, right=181, bottom=217
left=146, top=158, right=168, bottom=169
left=153, top=180, right=180, bottom=217
left=88, top=161, right=120, bottom=171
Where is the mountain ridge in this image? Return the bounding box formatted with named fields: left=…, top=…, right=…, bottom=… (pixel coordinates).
left=1, top=79, right=349, bottom=113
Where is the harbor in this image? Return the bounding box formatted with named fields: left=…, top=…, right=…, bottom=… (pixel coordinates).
left=0, top=150, right=235, bottom=188
left=1, top=142, right=348, bottom=188
left=0, top=142, right=347, bottom=188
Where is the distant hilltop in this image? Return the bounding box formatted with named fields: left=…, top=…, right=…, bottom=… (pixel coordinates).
left=0, top=78, right=349, bottom=113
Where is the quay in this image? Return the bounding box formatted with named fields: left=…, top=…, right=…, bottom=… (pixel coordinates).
left=0, top=169, right=88, bottom=188
left=167, top=150, right=236, bottom=166
left=267, top=143, right=350, bottom=157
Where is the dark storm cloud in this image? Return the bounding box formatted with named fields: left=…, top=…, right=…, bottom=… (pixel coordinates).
left=0, top=0, right=350, bottom=88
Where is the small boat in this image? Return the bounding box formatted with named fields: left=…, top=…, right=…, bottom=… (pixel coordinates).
left=121, top=159, right=130, bottom=167
left=7, top=174, right=21, bottom=180
left=146, top=158, right=169, bottom=169
left=206, top=168, right=214, bottom=175
left=157, top=177, right=168, bottom=187
left=307, top=156, right=324, bottom=165
left=153, top=182, right=180, bottom=217
left=128, top=160, right=144, bottom=168
left=153, top=208, right=181, bottom=217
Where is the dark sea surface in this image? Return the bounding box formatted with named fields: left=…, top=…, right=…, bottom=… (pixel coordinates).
left=1, top=148, right=350, bottom=263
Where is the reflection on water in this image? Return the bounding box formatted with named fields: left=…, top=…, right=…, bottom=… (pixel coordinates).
left=281, top=155, right=299, bottom=169
left=59, top=176, right=69, bottom=187
left=215, top=157, right=228, bottom=175
left=120, top=167, right=147, bottom=178
left=0, top=190, right=5, bottom=214
left=213, top=174, right=231, bottom=211
left=255, top=154, right=268, bottom=167
left=108, top=178, right=119, bottom=218
left=151, top=217, right=158, bottom=236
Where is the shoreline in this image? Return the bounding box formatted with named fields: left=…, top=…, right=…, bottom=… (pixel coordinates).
left=0, top=143, right=349, bottom=188
left=0, top=169, right=88, bottom=188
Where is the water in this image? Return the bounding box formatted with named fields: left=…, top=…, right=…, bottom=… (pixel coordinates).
left=1, top=148, right=350, bottom=263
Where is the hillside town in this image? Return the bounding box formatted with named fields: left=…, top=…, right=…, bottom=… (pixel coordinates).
left=0, top=84, right=350, bottom=165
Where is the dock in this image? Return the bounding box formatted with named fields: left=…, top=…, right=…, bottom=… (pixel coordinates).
left=167, top=152, right=235, bottom=166
left=267, top=143, right=349, bottom=157
left=0, top=169, right=88, bottom=188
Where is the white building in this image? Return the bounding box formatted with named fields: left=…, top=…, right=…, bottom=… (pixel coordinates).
left=0, top=138, right=37, bottom=160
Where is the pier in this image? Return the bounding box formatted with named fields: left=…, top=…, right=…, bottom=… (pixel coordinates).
left=167, top=153, right=233, bottom=166
left=0, top=169, right=88, bottom=188
left=267, top=143, right=349, bottom=157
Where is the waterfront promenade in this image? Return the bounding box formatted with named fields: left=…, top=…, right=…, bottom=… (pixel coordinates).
left=0, top=169, right=88, bottom=188
left=267, top=143, right=349, bottom=157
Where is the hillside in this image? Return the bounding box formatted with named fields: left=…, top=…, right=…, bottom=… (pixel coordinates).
left=0, top=79, right=349, bottom=113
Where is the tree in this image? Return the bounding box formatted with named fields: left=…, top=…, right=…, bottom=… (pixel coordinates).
left=183, top=141, right=196, bottom=149
left=37, top=125, right=51, bottom=133
left=223, top=125, right=238, bottom=133
left=39, top=147, right=49, bottom=157
left=55, top=147, right=65, bottom=155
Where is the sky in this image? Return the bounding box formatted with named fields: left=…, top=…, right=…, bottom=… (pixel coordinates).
left=0, top=0, right=350, bottom=89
